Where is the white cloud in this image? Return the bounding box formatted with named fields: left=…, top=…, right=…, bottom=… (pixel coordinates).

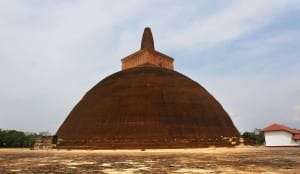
left=161, top=0, right=293, bottom=51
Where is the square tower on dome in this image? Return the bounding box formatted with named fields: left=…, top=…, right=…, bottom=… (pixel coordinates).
left=121, top=27, right=174, bottom=70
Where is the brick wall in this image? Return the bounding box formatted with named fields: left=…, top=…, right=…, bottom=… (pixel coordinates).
left=122, top=51, right=174, bottom=70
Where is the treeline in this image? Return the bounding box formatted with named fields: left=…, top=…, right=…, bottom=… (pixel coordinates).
left=0, top=129, right=51, bottom=148
left=242, top=129, right=265, bottom=145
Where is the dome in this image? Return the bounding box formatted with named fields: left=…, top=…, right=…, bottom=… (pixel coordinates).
left=55, top=27, right=240, bottom=149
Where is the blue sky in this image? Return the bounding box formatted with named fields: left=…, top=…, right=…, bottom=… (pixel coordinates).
left=0, top=0, right=300, bottom=134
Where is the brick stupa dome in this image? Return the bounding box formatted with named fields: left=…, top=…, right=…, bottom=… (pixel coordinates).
left=55, top=27, right=240, bottom=149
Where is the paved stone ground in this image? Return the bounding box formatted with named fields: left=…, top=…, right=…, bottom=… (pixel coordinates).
left=0, top=147, right=299, bottom=173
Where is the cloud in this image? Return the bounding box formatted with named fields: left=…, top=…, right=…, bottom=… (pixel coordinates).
left=160, top=0, right=295, bottom=52
left=0, top=0, right=149, bottom=96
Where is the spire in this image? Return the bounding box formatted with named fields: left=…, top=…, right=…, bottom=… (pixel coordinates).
left=141, top=27, right=155, bottom=50
left=121, top=27, right=174, bottom=70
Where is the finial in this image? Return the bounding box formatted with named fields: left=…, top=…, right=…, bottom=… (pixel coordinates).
left=141, top=27, right=155, bottom=50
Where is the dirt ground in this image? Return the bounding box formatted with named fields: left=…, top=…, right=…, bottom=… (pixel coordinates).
left=0, top=146, right=299, bottom=173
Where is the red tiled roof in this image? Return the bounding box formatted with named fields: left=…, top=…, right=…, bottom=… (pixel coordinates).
left=293, top=134, right=300, bottom=140
left=262, top=123, right=300, bottom=134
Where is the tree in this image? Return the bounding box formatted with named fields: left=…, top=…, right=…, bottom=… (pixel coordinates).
left=242, top=129, right=265, bottom=145
left=0, top=129, right=38, bottom=148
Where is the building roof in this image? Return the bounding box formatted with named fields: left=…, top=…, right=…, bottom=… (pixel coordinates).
left=263, top=123, right=300, bottom=134
left=293, top=134, right=300, bottom=140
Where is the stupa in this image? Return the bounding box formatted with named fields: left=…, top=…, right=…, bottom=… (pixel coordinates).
left=55, top=27, right=240, bottom=149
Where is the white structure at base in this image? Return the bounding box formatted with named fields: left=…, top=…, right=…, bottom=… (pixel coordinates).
left=263, top=123, right=300, bottom=147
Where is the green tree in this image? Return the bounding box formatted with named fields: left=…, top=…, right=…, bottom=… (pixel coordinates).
left=242, top=129, right=265, bottom=145
left=0, top=129, right=37, bottom=148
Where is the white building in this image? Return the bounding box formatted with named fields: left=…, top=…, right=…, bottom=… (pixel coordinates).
left=263, top=123, right=300, bottom=147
